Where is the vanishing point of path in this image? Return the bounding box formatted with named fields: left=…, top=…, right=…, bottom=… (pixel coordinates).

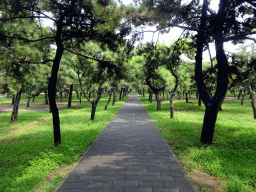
left=54, top=91, right=198, bottom=192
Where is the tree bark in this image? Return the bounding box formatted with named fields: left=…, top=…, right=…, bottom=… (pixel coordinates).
left=186, top=93, right=188, bottom=103
left=68, top=84, right=73, bottom=107
left=26, top=97, right=31, bottom=108
left=119, top=88, right=122, bottom=101
left=60, top=92, right=62, bottom=102
left=12, top=95, right=15, bottom=105
left=105, top=91, right=112, bottom=110
left=91, top=101, right=97, bottom=120
left=11, top=89, right=22, bottom=123
left=196, top=0, right=229, bottom=144
left=170, top=94, right=175, bottom=118
left=248, top=85, right=256, bottom=119
left=48, top=32, right=64, bottom=146
left=149, top=89, right=153, bottom=103
left=155, top=92, right=161, bottom=111
left=44, top=90, right=48, bottom=104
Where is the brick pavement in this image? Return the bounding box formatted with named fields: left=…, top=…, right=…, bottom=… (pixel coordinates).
left=53, top=91, right=199, bottom=192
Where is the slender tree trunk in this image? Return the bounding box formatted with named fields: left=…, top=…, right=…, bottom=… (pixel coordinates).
left=89, top=91, right=91, bottom=99
left=166, top=90, right=169, bottom=98
left=186, top=93, right=188, bottom=103
left=45, top=90, right=48, bottom=104
left=113, top=85, right=117, bottom=106
left=119, top=88, right=122, bottom=101
left=32, top=97, right=35, bottom=102
left=170, top=94, right=175, bottom=118
left=149, top=90, right=153, bottom=103
left=238, top=90, right=242, bottom=99
left=26, top=97, right=31, bottom=108
left=155, top=92, right=161, bottom=111
left=48, top=37, right=63, bottom=147
left=68, top=84, right=73, bottom=107
left=163, top=90, right=165, bottom=98
left=60, top=92, right=62, bottom=102
left=248, top=85, right=256, bottom=119
left=105, top=91, right=112, bottom=110
left=76, top=91, right=79, bottom=99
left=143, top=88, right=145, bottom=97
left=79, top=92, right=82, bottom=104
left=241, top=91, right=247, bottom=105
left=91, top=101, right=97, bottom=120
left=11, top=89, right=22, bottom=123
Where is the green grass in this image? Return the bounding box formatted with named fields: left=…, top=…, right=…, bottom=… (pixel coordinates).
left=139, top=94, right=256, bottom=192
left=0, top=93, right=129, bottom=192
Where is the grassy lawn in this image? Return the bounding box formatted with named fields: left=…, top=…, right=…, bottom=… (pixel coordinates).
left=0, top=93, right=129, bottom=192
left=139, top=93, right=256, bottom=192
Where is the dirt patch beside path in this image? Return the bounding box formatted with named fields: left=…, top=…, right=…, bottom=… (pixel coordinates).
left=0, top=102, right=82, bottom=113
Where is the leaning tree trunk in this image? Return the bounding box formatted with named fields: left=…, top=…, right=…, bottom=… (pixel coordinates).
left=79, top=92, right=82, bottom=104
left=105, top=91, right=112, bottom=110
left=170, top=94, right=175, bottom=118
left=248, top=85, right=256, bottom=119
left=11, top=89, right=22, bottom=123
left=68, top=84, right=73, bottom=107
left=238, top=90, right=242, bottom=99
left=112, top=85, right=117, bottom=106
left=241, top=89, right=247, bottom=105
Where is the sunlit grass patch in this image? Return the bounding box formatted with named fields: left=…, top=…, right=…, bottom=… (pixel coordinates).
left=0, top=94, right=130, bottom=192
left=139, top=93, right=256, bottom=192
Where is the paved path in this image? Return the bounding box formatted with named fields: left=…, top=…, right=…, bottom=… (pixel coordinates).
left=54, top=91, right=198, bottom=192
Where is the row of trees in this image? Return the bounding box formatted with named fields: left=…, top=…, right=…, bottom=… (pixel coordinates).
left=1, top=0, right=256, bottom=145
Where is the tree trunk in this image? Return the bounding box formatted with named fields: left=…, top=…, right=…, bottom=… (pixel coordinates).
left=79, top=92, right=82, bottom=104
left=26, top=97, right=31, bottom=108
left=163, top=90, right=165, bottom=97
left=12, top=95, right=15, bottom=104
left=186, top=93, right=188, bottom=103
left=105, top=91, right=112, bottom=110
left=170, top=94, right=175, bottom=118
left=238, top=90, right=242, bottom=99
left=119, top=88, right=122, bottom=101
left=44, top=90, right=48, bottom=104
left=91, top=101, right=97, bottom=120
left=11, top=89, right=22, bottom=123
left=196, top=0, right=229, bottom=144
left=241, top=91, right=247, bottom=105
left=48, top=36, right=64, bottom=147
left=89, top=91, right=91, bottom=99
left=143, top=88, right=145, bottom=97
left=149, top=90, right=153, bottom=103
left=155, top=92, right=161, bottom=111
left=60, top=92, right=62, bottom=102
left=200, top=104, right=219, bottom=144
left=198, top=95, right=202, bottom=106
left=68, top=84, right=73, bottom=107
left=113, top=86, right=117, bottom=106
left=248, top=85, right=256, bottom=119
left=32, top=97, right=35, bottom=102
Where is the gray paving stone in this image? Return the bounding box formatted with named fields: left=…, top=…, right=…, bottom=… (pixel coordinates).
left=125, top=188, right=153, bottom=192
left=102, top=176, right=126, bottom=181
left=153, top=189, right=179, bottom=192
left=98, top=188, right=125, bottom=192
left=139, top=181, right=164, bottom=188
left=86, top=181, right=113, bottom=188
left=54, top=92, right=197, bottom=192
left=113, top=181, right=139, bottom=188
